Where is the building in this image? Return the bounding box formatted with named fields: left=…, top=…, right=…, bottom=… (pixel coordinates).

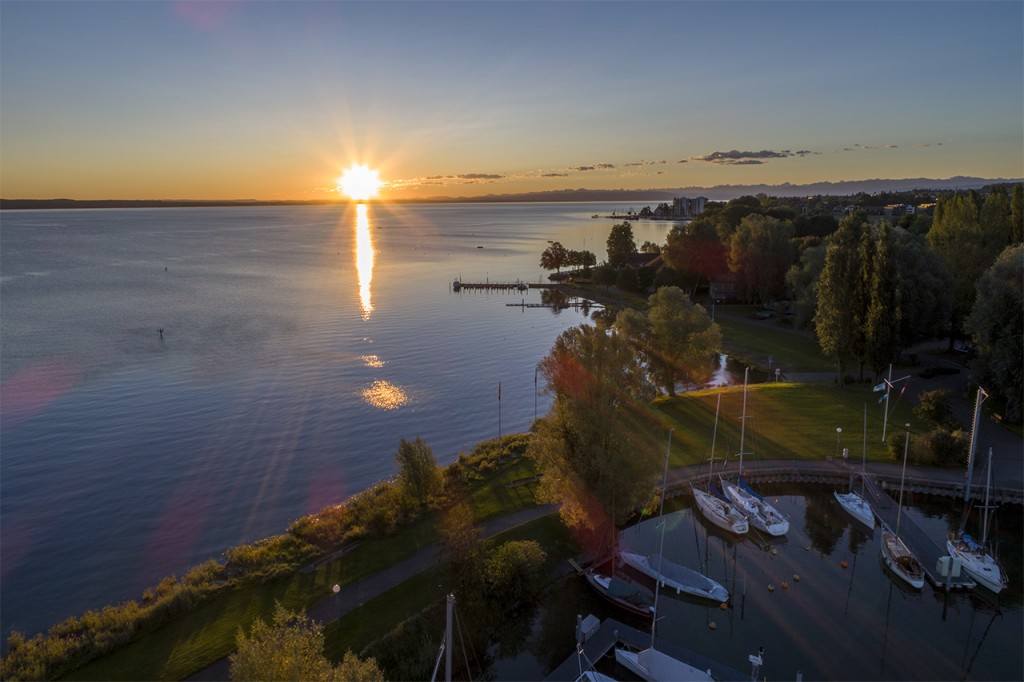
left=672, top=196, right=708, bottom=218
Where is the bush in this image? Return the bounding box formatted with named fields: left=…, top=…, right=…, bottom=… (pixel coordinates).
left=481, top=540, right=547, bottom=613
left=924, top=428, right=969, bottom=467
left=914, top=388, right=960, bottom=429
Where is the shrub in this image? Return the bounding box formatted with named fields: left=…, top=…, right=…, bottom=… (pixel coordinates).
left=914, top=388, right=960, bottom=430
left=924, top=428, right=969, bottom=467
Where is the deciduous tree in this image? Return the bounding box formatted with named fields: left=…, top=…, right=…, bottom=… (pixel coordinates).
left=395, top=437, right=441, bottom=508
left=816, top=213, right=866, bottom=383
left=540, top=241, right=570, bottom=273
left=728, top=214, right=796, bottom=304
left=606, top=221, right=637, bottom=267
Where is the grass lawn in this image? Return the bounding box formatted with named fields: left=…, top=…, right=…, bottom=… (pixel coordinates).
left=654, top=381, right=926, bottom=468
left=713, top=306, right=835, bottom=373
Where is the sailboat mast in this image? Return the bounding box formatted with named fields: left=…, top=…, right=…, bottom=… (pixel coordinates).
left=861, top=404, right=867, bottom=494
left=709, top=394, right=721, bottom=478
left=896, top=426, right=910, bottom=537
left=982, top=447, right=993, bottom=543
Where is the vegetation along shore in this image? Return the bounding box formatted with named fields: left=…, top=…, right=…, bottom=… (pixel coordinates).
left=2, top=189, right=1021, bottom=681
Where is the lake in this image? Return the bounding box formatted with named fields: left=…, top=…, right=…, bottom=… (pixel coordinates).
left=0, top=201, right=672, bottom=639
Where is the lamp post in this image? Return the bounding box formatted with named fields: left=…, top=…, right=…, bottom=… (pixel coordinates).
left=332, top=584, right=340, bottom=621
left=835, top=427, right=842, bottom=460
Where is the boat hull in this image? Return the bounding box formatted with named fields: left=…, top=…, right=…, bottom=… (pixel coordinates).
left=583, top=570, right=655, bottom=617
left=881, top=530, right=924, bottom=589
left=947, top=537, right=1007, bottom=593
left=619, top=550, right=729, bottom=603
left=722, top=480, right=789, bottom=536
left=692, top=487, right=748, bottom=535
left=614, top=647, right=713, bottom=682
left=833, top=490, right=875, bottom=529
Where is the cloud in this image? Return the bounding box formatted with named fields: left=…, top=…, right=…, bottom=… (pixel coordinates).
left=693, top=149, right=797, bottom=164
left=456, top=173, right=504, bottom=180
left=541, top=172, right=569, bottom=177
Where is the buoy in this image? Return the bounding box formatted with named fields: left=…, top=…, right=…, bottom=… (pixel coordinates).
left=719, top=602, right=728, bottom=610
left=781, top=581, right=789, bottom=590
left=709, top=621, right=717, bottom=630
left=768, top=584, right=775, bottom=592
left=771, top=548, right=778, bottom=556
left=793, top=574, right=801, bottom=582
left=840, top=560, right=849, bottom=568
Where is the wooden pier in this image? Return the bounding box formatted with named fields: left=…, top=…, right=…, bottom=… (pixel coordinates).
left=545, top=616, right=747, bottom=682
left=860, top=475, right=976, bottom=591
left=451, top=280, right=553, bottom=292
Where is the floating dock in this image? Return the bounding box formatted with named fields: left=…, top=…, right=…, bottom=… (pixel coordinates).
left=451, top=280, right=553, bottom=291
left=861, top=475, right=976, bottom=591
left=545, top=616, right=747, bottom=682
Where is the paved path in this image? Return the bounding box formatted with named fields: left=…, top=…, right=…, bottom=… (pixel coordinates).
left=187, top=505, right=558, bottom=680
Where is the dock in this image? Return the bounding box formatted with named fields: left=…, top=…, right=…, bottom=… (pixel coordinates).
left=451, top=280, right=553, bottom=292
left=861, top=475, right=976, bottom=591
left=545, top=616, right=747, bottom=682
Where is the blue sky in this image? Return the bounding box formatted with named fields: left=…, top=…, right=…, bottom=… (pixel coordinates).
left=2, top=1, right=1021, bottom=200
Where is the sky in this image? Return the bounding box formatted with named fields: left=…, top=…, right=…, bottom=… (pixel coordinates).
left=1, top=0, right=1022, bottom=201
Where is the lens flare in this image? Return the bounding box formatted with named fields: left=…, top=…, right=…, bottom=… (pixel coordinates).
left=336, top=164, right=381, bottom=201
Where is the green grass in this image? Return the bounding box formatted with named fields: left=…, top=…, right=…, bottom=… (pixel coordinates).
left=713, top=306, right=835, bottom=373
left=654, top=381, right=925, bottom=469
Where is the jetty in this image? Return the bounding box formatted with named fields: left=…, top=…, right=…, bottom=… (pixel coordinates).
left=451, top=279, right=553, bottom=292
left=545, top=615, right=747, bottom=681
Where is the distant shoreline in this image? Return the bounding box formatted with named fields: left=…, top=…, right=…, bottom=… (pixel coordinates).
left=2, top=177, right=1019, bottom=210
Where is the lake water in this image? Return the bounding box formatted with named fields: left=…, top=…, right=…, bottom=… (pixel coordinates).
left=2, top=204, right=1021, bottom=680
left=495, top=487, right=1023, bottom=682
left=0, top=202, right=674, bottom=640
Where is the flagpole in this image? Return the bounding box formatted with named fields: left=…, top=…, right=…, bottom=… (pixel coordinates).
left=533, top=368, right=538, bottom=423
left=498, top=381, right=502, bottom=440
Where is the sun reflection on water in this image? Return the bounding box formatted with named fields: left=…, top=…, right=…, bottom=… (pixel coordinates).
left=361, top=380, right=408, bottom=410
left=355, top=203, right=374, bottom=319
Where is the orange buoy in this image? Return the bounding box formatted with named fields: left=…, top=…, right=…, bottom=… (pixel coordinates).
left=781, top=581, right=789, bottom=590
left=719, top=602, right=728, bottom=610
left=840, top=560, right=849, bottom=568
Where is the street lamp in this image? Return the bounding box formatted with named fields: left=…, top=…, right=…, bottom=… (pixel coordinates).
left=835, top=427, right=842, bottom=460
left=332, top=584, right=340, bottom=621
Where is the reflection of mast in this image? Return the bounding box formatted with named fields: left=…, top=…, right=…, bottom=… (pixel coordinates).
left=355, top=203, right=374, bottom=319
left=879, top=581, right=894, bottom=677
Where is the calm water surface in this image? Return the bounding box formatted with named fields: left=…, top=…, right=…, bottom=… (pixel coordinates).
left=0, top=202, right=669, bottom=639
left=494, top=488, right=1023, bottom=681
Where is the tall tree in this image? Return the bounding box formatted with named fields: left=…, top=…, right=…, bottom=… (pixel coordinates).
left=966, top=244, right=1024, bottom=423
left=927, top=190, right=1006, bottom=347
left=728, top=214, right=796, bottom=304
left=785, top=242, right=826, bottom=329
left=614, top=287, right=721, bottom=396
left=1011, top=184, right=1024, bottom=244
left=816, top=213, right=866, bottom=383
left=892, top=228, right=953, bottom=346
left=864, top=223, right=901, bottom=377
left=395, top=437, right=441, bottom=508
left=527, top=325, right=657, bottom=544
left=606, top=221, right=637, bottom=267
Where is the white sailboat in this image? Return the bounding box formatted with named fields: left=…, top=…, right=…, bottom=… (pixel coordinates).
left=834, top=405, right=875, bottom=529
left=620, top=430, right=730, bottom=603
left=692, top=394, right=749, bottom=535
left=880, top=427, right=924, bottom=590
left=614, top=429, right=715, bottom=682
left=720, top=368, right=789, bottom=536
left=947, top=447, right=1008, bottom=593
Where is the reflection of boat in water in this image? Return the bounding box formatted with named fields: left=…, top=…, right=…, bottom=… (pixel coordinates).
left=880, top=427, right=925, bottom=590
left=947, top=448, right=1008, bottom=593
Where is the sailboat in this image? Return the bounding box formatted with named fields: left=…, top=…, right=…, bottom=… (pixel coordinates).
left=619, top=430, right=730, bottom=604
left=879, top=426, right=924, bottom=589
left=692, top=394, right=749, bottom=535
left=834, top=405, right=875, bottom=529
left=947, top=447, right=1008, bottom=593
left=614, top=429, right=715, bottom=682
left=720, top=368, right=789, bottom=536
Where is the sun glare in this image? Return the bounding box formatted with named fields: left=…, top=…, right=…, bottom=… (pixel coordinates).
left=337, top=164, right=382, bottom=201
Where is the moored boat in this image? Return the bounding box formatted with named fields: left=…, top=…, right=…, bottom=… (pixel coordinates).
left=692, top=486, right=748, bottom=535
left=834, top=490, right=875, bottom=529
left=947, top=447, right=1008, bottom=593
left=583, top=567, right=655, bottom=618
left=619, top=550, right=729, bottom=603
left=881, top=529, right=924, bottom=589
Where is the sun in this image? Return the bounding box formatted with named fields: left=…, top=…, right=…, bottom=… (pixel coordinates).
left=336, top=164, right=382, bottom=201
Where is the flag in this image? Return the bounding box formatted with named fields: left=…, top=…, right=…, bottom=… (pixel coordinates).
left=878, top=393, right=888, bottom=404
left=873, top=382, right=886, bottom=392
left=899, top=383, right=907, bottom=398
left=498, top=382, right=501, bottom=401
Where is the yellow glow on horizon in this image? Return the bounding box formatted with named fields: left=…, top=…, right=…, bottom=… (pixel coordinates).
left=336, top=164, right=382, bottom=201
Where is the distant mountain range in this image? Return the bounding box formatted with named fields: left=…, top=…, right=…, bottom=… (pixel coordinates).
left=2, top=177, right=1020, bottom=210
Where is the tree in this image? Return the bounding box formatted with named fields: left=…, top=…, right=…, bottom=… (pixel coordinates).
left=395, top=437, right=441, bottom=508
left=527, top=324, right=658, bottom=544
left=614, top=287, right=722, bottom=396
left=606, top=221, right=637, bottom=267
left=662, top=220, right=728, bottom=296
left=230, top=603, right=383, bottom=682
left=927, top=190, right=1007, bottom=347
left=439, top=501, right=482, bottom=592
left=893, top=229, right=953, bottom=347
left=481, top=540, right=547, bottom=613
left=864, top=223, right=901, bottom=377
left=966, top=244, right=1024, bottom=423
left=540, top=241, right=570, bottom=273
left=816, top=213, right=866, bottom=382
left=1011, top=184, right=1023, bottom=244
left=785, top=242, right=826, bottom=329
left=728, top=214, right=796, bottom=304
